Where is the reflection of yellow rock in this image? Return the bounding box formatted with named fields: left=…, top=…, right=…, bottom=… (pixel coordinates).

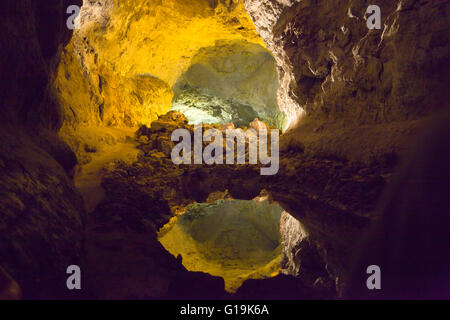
left=158, top=199, right=283, bottom=293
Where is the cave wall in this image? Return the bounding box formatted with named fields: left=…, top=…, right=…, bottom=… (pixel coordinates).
left=244, top=0, right=449, bottom=295
left=0, top=0, right=85, bottom=297
left=247, top=0, right=449, bottom=163
left=245, top=0, right=449, bottom=127
left=245, top=0, right=449, bottom=164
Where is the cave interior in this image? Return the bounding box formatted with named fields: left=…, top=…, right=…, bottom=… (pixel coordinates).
left=0, top=0, right=449, bottom=300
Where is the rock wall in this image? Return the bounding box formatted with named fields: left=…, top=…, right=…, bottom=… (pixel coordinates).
left=244, top=0, right=449, bottom=294
left=245, top=0, right=449, bottom=127
left=0, top=0, right=85, bottom=297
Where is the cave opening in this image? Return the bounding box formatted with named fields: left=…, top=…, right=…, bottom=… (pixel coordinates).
left=158, top=196, right=284, bottom=293
left=171, top=40, right=286, bottom=129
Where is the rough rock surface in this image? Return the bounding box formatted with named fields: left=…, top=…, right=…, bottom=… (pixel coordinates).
left=243, top=0, right=449, bottom=294
left=0, top=0, right=86, bottom=298
left=0, top=266, right=21, bottom=299
left=245, top=0, right=449, bottom=127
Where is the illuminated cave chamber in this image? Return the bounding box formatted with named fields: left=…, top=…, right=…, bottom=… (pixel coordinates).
left=171, top=40, right=286, bottom=129
left=55, top=0, right=288, bottom=166
left=52, top=0, right=292, bottom=297
left=2, top=0, right=446, bottom=300
left=158, top=197, right=283, bottom=293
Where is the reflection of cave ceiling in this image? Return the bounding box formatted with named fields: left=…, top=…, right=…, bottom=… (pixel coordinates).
left=158, top=199, right=283, bottom=292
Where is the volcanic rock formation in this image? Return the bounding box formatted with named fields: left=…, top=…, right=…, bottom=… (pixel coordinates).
left=0, top=0, right=448, bottom=299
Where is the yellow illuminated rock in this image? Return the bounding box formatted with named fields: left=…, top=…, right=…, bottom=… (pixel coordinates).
left=55, top=0, right=267, bottom=161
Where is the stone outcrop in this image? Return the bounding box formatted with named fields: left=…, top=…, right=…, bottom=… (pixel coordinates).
left=280, top=212, right=328, bottom=287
